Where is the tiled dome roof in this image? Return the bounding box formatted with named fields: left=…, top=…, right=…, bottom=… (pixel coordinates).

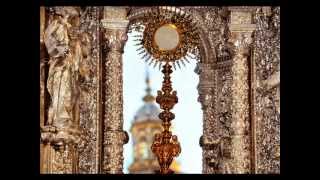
left=133, top=70, right=160, bottom=122
left=134, top=101, right=160, bottom=122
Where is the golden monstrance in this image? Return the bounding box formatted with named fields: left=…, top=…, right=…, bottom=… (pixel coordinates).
left=132, top=7, right=200, bottom=174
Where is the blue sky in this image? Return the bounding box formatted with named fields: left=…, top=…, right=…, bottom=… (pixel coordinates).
left=122, top=31, right=203, bottom=173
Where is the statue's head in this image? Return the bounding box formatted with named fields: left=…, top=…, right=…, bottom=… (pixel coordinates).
left=54, top=7, right=80, bottom=18
left=54, top=7, right=81, bottom=28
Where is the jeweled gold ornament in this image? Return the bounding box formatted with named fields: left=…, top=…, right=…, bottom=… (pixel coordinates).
left=134, top=7, right=200, bottom=69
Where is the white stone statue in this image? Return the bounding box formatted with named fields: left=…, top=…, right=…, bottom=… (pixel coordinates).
left=44, top=7, right=86, bottom=131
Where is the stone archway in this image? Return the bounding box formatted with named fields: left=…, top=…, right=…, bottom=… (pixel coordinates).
left=126, top=6, right=219, bottom=174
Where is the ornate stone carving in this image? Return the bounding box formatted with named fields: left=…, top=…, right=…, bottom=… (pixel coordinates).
left=184, top=7, right=230, bottom=63
left=215, top=66, right=233, bottom=174
left=198, top=60, right=233, bottom=174
left=51, top=144, right=75, bottom=173
left=127, top=7, right=217, bottom=64
left=196, top=7, right=254, bottom=174
left=227, top=8, right=255, bottom=173
left=39, top=6, right=280, bottom=174
left=103, top=6, right=128, bottom=20
left=43, top=6, right=82, bottom=134
left=190, top=7, right=235, bottom=174
left=101, top=7, right=129, bottom=173
left=196, top=62, right=216, bottom=174
left=253, top=7, right=280, bottom=174
left=103, top=130, right=129, bottom=173
left=202, top=7, right=230, bottom=62
left=77, top=7, right=101, bottom=174
left=40, top=6, right=90, bottom=173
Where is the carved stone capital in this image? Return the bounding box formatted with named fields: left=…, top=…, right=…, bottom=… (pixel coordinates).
left=261, top=7, right=272, bottom=16
left=229, top=32, right=254, bottom=56
left=101, top=7, right=129, bottom=53
left=228, top=16, right=255, bottom=56
left=228, top=6, right=256, bottom=35
left=103, top=28, right=128, bottom=53
left=101, top=22, right=128, bottom=56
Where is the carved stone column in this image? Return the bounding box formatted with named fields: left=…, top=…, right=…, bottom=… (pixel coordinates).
left=196, top=62, right=216, bottom=174
left=101, top=7, right=129, bottom=174
left=228, top=7, right=256, bottom=173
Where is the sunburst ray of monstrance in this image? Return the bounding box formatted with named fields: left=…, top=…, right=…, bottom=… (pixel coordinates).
left=130, top=7, right=200, bottom=174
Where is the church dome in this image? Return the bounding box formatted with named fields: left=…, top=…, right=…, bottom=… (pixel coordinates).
left=133, top=72, right=160, bottom=122
left=134, top=101, right=160, bottom=122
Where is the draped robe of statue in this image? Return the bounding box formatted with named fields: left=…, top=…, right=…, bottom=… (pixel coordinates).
left=44, top=11, right=85, bottom=134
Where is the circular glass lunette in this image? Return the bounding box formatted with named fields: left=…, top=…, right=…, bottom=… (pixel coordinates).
left=154, top=24, right=180, bottom=51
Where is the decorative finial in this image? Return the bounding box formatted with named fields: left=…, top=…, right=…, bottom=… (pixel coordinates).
left=143, top=67, right=155, bottom=102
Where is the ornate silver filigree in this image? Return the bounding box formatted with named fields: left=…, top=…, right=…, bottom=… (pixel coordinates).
left=77, top=7, right=101, bottom=174
left=253, top=7, right=280, bottom=174
left=40, top=6, right=280, bottom=174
